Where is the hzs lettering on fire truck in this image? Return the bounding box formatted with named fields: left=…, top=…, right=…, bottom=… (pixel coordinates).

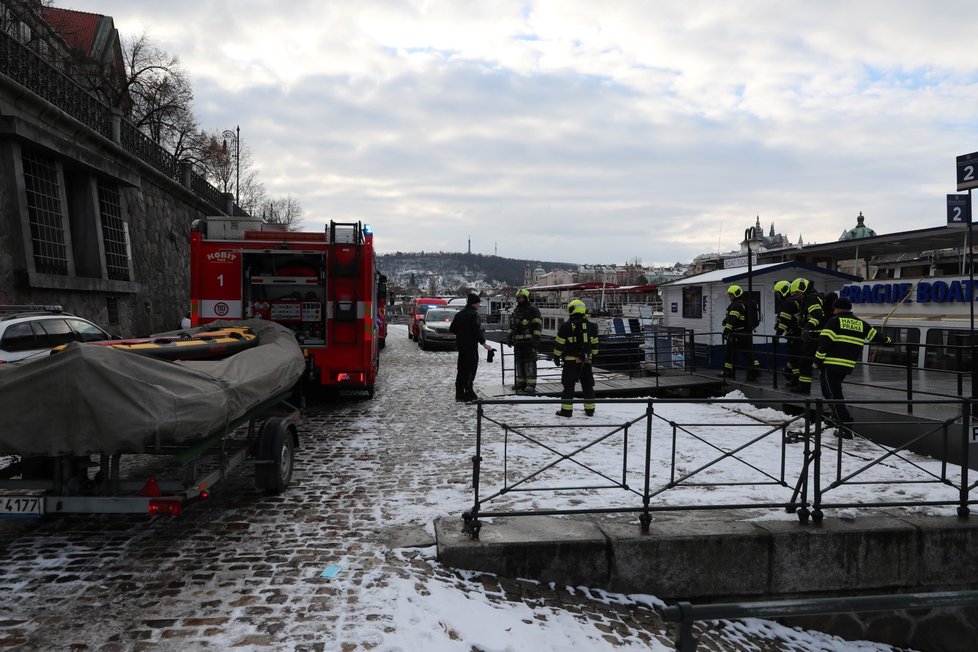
left=206, top=251, right=239, bottom=264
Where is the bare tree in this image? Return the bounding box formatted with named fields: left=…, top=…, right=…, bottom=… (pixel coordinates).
left=119, top=30, right=195, bottom=154
left=195, top=132, right=265, bottom=215
left=262, top=195, right=304, bottom=231
left=198, top=131, right=232, bottom=193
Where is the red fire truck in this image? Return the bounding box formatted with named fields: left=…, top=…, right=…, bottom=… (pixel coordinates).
left=377, top=274, right=388, bottom=349
left=190, top=218, right=380, bottom=397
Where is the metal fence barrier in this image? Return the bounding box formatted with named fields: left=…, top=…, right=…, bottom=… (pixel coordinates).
left=462, top=396, right=975, bottom=538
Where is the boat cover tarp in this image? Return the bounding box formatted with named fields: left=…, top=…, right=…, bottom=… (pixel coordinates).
left=0, top=319, right=304, bottom=456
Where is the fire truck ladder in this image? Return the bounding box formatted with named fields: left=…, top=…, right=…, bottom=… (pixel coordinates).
left=328, top=221, right=364, bottom=337
left=329, top=221, right=363, bottom=246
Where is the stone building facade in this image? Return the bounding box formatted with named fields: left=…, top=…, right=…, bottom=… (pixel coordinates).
left=0, top=3, right=232, bottom=336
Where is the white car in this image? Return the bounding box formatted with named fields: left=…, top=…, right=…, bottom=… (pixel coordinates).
left=0, top=306, right=113, bottom=363
left=418, top=308, right=460, bottom=351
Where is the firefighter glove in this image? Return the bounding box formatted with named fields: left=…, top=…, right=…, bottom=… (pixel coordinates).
left=553, top=357, right=561, bottom=367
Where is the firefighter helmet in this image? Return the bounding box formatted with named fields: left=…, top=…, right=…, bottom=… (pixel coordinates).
left=773, top=280, right=791, bottom=297
left=790, top=278, right=810, bottom=294
left=516, top=288, right=530, bottom=301
left=568, top=299, right=586, bottom=315
left=727, top=284, right=743, bottom=298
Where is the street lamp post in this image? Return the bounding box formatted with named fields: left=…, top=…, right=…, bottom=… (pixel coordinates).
left=969, top=189, right=975, bottom=400
left=745, top=228, right=755, bottom=376
left=222, top=125, right=240, bottom=208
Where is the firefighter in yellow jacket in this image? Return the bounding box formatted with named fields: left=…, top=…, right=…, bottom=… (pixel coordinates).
left=507, top=288, right=543, bottom=394
left=790, top=277, right=825, bottom=395
left=813, top=297, right=891, bottom=438
left=553, top=299, right=599, bottom=417
left=773, top=280, right=801, bottom=387
left=721, top=285, right=760, bottom=381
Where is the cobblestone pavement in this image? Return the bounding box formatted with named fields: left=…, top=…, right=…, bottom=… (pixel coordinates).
left=0, top=326, right=890, bottom=651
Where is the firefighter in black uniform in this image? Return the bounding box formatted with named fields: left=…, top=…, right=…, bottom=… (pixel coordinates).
left=449, top=293, right=494, bottom=401
left=507, top=288, right=542, bottom=394
left=813, top=297, right=891, bottom=438
left=553, top=299, right=598, bottom=417
left=773, top=280, right=801, bottom=387
left=721, top=285, right=760, bottom=381
left=790, top=277, right=825, bottom=395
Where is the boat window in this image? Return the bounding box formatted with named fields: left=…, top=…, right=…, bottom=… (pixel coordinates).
left=682, top=286, right=703, bottom=319
left=873, top=327, right=920, bottom=367
left=924, top=328, right=972, bottom=372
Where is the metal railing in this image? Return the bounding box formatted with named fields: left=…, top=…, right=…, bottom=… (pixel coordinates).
left=659, top=590, right=978, bottom=651
left=697, top=330, right=973, bottom=402
left=461, top=396, right=975, bottom=538
left=496, top=325, right=697, bottom=389
left=0, top=28, right=229, bottom=213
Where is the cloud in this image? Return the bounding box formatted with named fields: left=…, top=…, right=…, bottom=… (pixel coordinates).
left=66, top=0, right=978, bottom=264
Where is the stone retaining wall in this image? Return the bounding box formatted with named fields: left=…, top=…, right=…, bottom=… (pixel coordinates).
left=436, top=513, right=978, bottom=650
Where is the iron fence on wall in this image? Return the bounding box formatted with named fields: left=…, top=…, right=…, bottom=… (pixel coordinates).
left=0, top=28, right=228, bottom=212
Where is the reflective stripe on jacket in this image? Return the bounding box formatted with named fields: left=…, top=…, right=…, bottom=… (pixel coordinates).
left=722, top=299, right=748, bottom=333
left=509, top=303, right=542, bottom=344
left=775, top=295, right=799, bottom=336
left=798, top=292, right=825, bottom=334
left=553, top=316, right=599, bottom=361
left=815, top=312, right=890, bottom=369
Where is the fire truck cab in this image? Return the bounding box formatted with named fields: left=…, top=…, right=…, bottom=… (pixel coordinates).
left=190, top=217, right=380, bottom=397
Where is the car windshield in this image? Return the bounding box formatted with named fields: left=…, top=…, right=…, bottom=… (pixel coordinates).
left=425, top=310, right=457, bottom=322
left=416, top=304, right=442, bottom=316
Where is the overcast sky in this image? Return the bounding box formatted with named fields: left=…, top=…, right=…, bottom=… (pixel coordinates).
left=64, top=1, right=978, bottom=265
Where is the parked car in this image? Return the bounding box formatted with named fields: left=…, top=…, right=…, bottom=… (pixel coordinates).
left=418, top=308, right=459, bottom=351
left=0, top=306, right=114, bottom=363
left=408, top=297, right=448, bottom=341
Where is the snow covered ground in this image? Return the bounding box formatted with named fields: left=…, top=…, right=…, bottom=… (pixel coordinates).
left=0, top=323, right=960, bottom=650
left=326, top=326, right=948, bottom=650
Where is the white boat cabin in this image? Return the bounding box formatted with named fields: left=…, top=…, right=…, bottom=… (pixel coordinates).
left=660, top=262, right=861, bottom=348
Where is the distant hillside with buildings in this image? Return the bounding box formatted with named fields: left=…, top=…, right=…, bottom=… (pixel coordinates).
left=378, top=251, right=688, bottom=297
left=379, top=213, right=881, bottom=299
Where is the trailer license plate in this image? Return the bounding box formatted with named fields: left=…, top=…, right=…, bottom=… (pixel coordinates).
left=0, top=496, right=44, bottom=517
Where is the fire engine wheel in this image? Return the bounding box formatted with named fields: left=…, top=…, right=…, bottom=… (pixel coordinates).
left=256, top=417, right=296, bottom=494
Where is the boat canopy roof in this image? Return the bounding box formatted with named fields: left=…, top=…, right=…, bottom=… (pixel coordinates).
left=525, top=281, right=620, bottom=292
left=664, top=261, right=861, bottom=286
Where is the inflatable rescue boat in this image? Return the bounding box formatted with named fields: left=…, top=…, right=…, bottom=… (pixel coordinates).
left=54, top=326, right=259, bottom=361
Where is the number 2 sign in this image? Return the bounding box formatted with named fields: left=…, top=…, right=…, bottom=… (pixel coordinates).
left=948, top=194, right=971, bottom=226
left=956, top=152, right=978, bottom=191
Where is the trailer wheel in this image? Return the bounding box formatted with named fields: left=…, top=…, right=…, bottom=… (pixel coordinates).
left=256, top=418, right=296, bottom=494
